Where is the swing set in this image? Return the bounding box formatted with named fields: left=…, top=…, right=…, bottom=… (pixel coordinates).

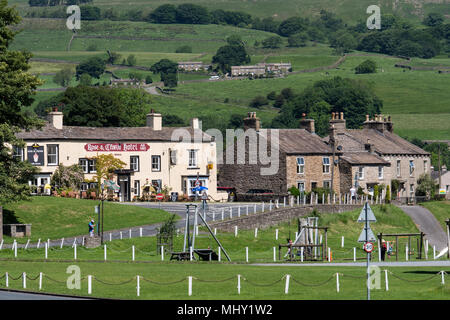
left=377, top=232, right=425, bottom=261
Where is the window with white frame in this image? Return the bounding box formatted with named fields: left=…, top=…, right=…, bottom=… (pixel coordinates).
left=296, top=157, right=304, bottom=174
left=79, top=158, right=96, bottom=173
left=13, top=146, right=24, bottom=161
left=396, top=160, right=401, bottom=177
left=323, top=180, right=331, bottom=189
left=134, top=180, right=140, bottom=197
left=358, top=166, right=365, bottom=180
left=88, top=159, right=96, bottom=173
left=187, top=178, right=207, bottom=196
left=152, top=179, right=162, bottom=192
left=188, top=149, right=198, bottom=168
left=47, top=144, right=59, bottom=166
left=409, top=184, right=414, bottom=196
left=378, top=166, right=383, bottom=179
left=322, top=157, right=330, bottom=173
left=297, top=182, right=305, bottom=193
left=80, top=183, right=88, bottom=191
left=130, top=156, right=139, bottom=172
left=152, top=155, right=161, bottom=171
left=170, top=150, right=177, bottom=165
left=409, top=160, right=415, bottom=176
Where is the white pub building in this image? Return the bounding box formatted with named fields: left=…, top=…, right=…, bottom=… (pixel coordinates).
left=15, top=109, right=221, bottom=201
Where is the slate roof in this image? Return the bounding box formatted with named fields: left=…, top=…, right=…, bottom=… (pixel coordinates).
left=339, top=152, right=390, bottom=165
left=16, top=123, right=213, bottom=142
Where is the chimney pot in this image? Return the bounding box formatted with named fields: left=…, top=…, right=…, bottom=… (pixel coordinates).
left=340, top=112, right=344, bottom=120
left=365, top=114, right=369, bottom=122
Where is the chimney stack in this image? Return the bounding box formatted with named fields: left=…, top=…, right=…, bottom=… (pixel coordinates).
left=190, top=118, right=200, bottom=129
left=364, top=138, right=374, bottom=153
left=299, top=113, right=315, bottom=134
left=363, top=114, right=392, bottom=133
left=329, top=112, right=346, bottom=134
left=47, top=107, right=63, bottom=130
left=146, top=109, right=162, bottom=131
left=243, top=112, right=261, bottom=131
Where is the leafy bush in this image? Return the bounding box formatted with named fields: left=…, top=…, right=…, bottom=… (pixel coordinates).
left=249, top=96, right=268, bottom=108
left=175, top=45, right=192, bottom=53
left=355, top=59, right=377, bottom=74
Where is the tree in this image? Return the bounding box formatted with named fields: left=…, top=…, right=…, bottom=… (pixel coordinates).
left=423, top=13, right=444, bottom=27
left=145, top=75, right=153, bottom=84
left=176, top=3, right=210, bottom=24
left=281, top=88, right=294, bottom=100
left=0, top=0, right=43, bottom=204
left=355, top=59, right=377, bottom=74
left=415, top=173, right=437, bottom=198
left=162, top=114, right=185, bottom=126
left=76, top=57, right=106, bottom=79
left=126, top=54, right=137, bottom=66
left=148, top=4, right=177, bottom=24
left=261, top=36, right=283, bottom=49
left=228, top=114, right=244, bottom=129
left=106, top=51, right=122, bottom=65
left=50, top=164, right=84, bottom=191
left=175, top=45, right=192, bottom=53
left=267, top=91, right=277, bottom=100
left=226, top=34, right=244, bottom=47
left=80, top=6, right=101, bottom=20
left=385, top=185, right=391, bottom=203
left=88, top=154, right=126, bottom=196
left=53, top=67, right=73, bottom=87
left=278, top=17, right=308, bottom=37
left=79, top=73, right=92, bottom=85
left=150, top=59, right=178, bottom=88
left=288, top=32, right=308, bottom=47
left=249, top=96, right=268, bottom=108
left=212, top=44, right=250, bottom=74
left=330, top=31, right=357, bottom=54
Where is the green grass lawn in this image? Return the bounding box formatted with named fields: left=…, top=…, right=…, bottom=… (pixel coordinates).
left=0, top=261, right=448, bottom=300
left=1, top=197, right=174, bottom=242
left=420, top=201, right=450, bottom=232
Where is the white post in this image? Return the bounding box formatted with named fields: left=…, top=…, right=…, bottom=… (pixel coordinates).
left=39, top=272, right=43, bottom=290
left=120, top=232, right=123, bottom=240
left=188, top=276, right=192, bottom=296
left=137, top=275, right=140, bottom=297
left=353, top=247, right=356, bottom=262
left=161, top=245, right=164, bottom=261
left=218, top=247, right=221, bottom=262
left=238, top=206, right=241, bottom=217
left=25, top=239, right=30, bottom=250
left=275, top=229, right=279, bottom=240
left=109, top=233, right=112, bottom=242
left=245, top=247, right=248, bottom=263
left=341, top=236, right=344, bottom=248
left=425, top=240, right=429, bottom=259
left=104, top=245, right=107, bottom=261
left=60, top=238, right=64, bottom=249
left=262, top=202, right=265, bottom=211
left=5, top=272, right=8, bottom=287
left=283, top=197, right=286, bottom=207
left=247, top=205, right=249, bottom=215
left=45, top=243, right=48, bottom=259
left=74, top=243, right=77, bottom=260
left=328, top=247, right=331, bottom=262
left=269, top=201, right=272, bottom=211
left=322, top=193, right=325, bottom=204
left=273, top=247, right=276, bottom=262
left=230, top=207, right=232, bottom=219
left=47, top=239, right=50, bottom=248
left=190, top=246, right=193, bottom=261
left=14, top=240, right=17, bottom=258
left=336, top=273, right=340, bottom=293
left=301, top=247, right=304, bottom=262
left=237, top=274, right=241, bottom=295
left=23, top=272, right=26, bottom=289
left=88, top=275, right=92, bottom=295
left=221, top=208, right=224, bottom=220
left=433, top=246, right=436, bottom=260
left=195, top=225, right=199, bottom=236
left=129, top=229, right=131, bottom=239
left=406, top=245, right=409, bottom=261
left=254, top=228, right=258, bottom=238
left=139, top=228, right=143, bottom=237
left=82, top=237, right=84, bottom=246
left=378, top=239, right=381, bottom=262
left=37, top=238, right=41, bottom=249
left=385, top=270, right=389, bottom=291
left=214, top=228, right=217, bottom=235
left=254, top=203, right=257, bottom=213
left=234, top=226, right=238, bottom=237
left=132, top=245, right=135, bottom=261
left=441, top=271, right=445, bottom=285
left=285, top=275, right=290, bottom=294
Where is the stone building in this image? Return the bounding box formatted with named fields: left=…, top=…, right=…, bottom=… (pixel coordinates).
left=178, top=62, right=208, bottom=71
left=431, top=165, right=450, bottom=199
left=324, top=113, right=431, bottom=198
left=265, top=62, right=292, bottom=74
left=231, top=65, right=266, bottom=77
left=218, top=113, right=340, bottom=194
left=14, top=110, right=222, bottom=201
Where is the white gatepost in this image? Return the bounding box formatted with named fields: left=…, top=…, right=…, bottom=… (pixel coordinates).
left=88, top=275, right=92, bottom=295
left=441, top=271, right=445, bottom=285
left=246, top=205, right=249, bottom=215
left=254, top=203, right=257, bottom=213
left=230, top=207, right=232, bottom=219
left=255, top=228, right=258, bottom=238
left=300, top=247, right=304, bottom=262
left=262, top=202, right=265, bottom=212
left=353, top=247, right=356, bottom=262
left=378, top=239, right=381, bottom=262
left=297, top=196, right=300, bottom=206
left=161, top=245, right=164, bottom=261
left=140, top=228, right=143, bottom=237
left=5, top=272, right=8, bottom=287
left=237, top=274, right=241, bottom=295
left=132, top=245, right=135, bottom=261
left=273, top=247, right=276, bottom=262
left=104, top=245, right=107, bottom=261
left=212, top=212, right=215, bottom=221
left=275, top=229, right=279, bottom=240
left=39, top=272, right=43, bottom=290
left=222, top=208, right=224, bottom=220
left=283, top=197, right=286, bottom=207
left=269, top=202, right=272, bottom=211
left=45, top=243, right=48, bottom=259
left=82, top=237, right=84, bottom=246
left=188, top=276, right=192, bottom=296
left=22, top=272, right=26, bottom=289
left=14, top=240, right=17, bottom=258
left=328, top=247, right=331, bottom=262
left=406, top=245, right=409, bottom=261
left=336, top=273, right=340, bottom=293
left=385, top=270, right=389, bottom=291
left=120, top=232, right=123, bottom=240
left=234, top=226, right=238, bottom=237
left=190, top=246, right=193, bottom=261
left=214, top=228, right=217, bottom=235
left=433, top=246, right=436, bottom=260
left=109, top=233, right=112, bottom=242
left=60, top=238, right=64, bottom=249
left=137, top=275, right=140, bottom=297
left=218, top=247, right=221, bottom=262
left=341, top=236, right=344, bottom=248
left=245, top=247, right=249, bottom=263
left=238, top=206, right=241, bottom=217
left=74, top=243, right=77, bottom=260
left=285, top=275, right=290, bottom=294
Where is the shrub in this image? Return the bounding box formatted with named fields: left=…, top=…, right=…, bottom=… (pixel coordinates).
left=355, top=59, right=377, bottom=74
left=288, top=186, right=300, bottom=197
left=175, top=45, right=192, bottom=53
left=249, top=95, right=268, bottom=108
left=267, top=91, right=277, bottom=100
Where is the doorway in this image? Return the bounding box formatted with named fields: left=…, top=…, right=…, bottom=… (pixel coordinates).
left=118, top=174, right=130, bottom=202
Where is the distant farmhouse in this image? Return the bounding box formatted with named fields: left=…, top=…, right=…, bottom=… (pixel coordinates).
left=110, top=78, right=142, bottom=87
left=178, top=62, right=210, bottom=71
left=431, top=165, right=450, bottom=199
left=231, top=62, right=291, bottom=77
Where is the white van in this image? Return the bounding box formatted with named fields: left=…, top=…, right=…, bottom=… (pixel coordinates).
left=209, top=76, right=220, bottom=81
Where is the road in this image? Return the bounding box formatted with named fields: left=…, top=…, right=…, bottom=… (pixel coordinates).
left=396, top=205, right=448, bottom=251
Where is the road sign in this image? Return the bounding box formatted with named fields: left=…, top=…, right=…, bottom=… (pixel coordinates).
left=156, top=193, right=164, bottom=200
left=363, top=242, right=374, bottom=253
left=357, top=204, right=377, bottom=223
left=439, top=189, right=446, bottom=195
left=358, top=227, right=377, bottom=242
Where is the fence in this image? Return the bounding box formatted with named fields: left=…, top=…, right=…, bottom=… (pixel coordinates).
left=0, top=270, right=446, bottom=298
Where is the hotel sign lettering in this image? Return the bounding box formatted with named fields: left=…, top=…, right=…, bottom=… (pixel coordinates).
left=84, top=143, right=150, bottom=152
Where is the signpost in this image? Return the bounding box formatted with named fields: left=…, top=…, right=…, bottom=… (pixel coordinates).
left=357, top=202, right=377, bottom=301
left=156, top=193, right=164, bottom=209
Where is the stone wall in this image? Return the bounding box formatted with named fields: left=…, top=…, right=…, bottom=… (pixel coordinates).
left=210, top=204, right=361, bottom=232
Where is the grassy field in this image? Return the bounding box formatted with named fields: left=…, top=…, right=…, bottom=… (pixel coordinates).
left=0, top=261, right=448, bottom=300
left=1, top=197, right=174, bottom=242
left=9, top=0, right=448, bottom=23
left=420, top=201, right=450, bottom=232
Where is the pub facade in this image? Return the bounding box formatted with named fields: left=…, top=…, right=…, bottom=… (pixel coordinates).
left=15, top=110, right=221, bottom=201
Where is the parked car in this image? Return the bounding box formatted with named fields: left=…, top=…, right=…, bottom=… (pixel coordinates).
left=209, top=75, right=220, bottom=81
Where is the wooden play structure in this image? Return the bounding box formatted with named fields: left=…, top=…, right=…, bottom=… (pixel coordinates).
left=278, top=217, right=329, bottom=262
left=377, top=232, right=425, bottom=260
